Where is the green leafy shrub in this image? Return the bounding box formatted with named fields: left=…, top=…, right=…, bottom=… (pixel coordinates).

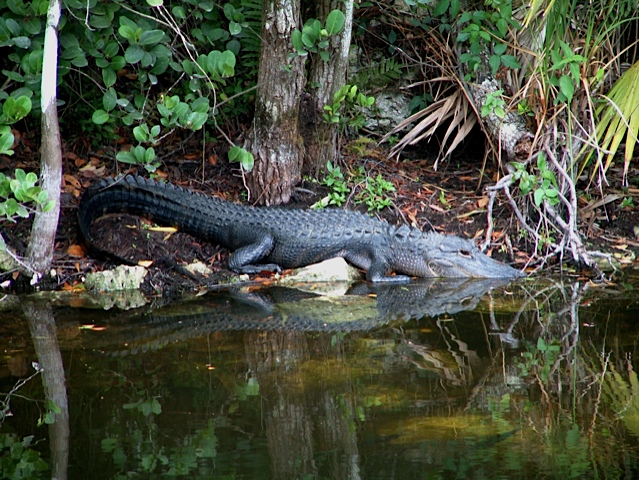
left=0, top=169, right=54, bottom=223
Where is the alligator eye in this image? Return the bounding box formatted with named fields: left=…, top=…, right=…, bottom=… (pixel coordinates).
left=459, top=249, right=472, bottom=258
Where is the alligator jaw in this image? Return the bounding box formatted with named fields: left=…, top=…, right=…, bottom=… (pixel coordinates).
left=428, top=254, right=524, bottom=278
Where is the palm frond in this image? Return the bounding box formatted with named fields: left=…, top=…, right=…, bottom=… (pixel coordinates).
left=382, top=83, right=476, bottom=165
left=583, top=60, right=639, bottom=182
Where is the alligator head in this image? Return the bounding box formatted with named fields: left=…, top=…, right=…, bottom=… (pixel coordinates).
left=420, top=233, right=524, bottom=278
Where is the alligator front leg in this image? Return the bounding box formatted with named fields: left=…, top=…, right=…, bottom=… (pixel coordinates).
left=366, top=260, right=411, bottom=283
left=227, top=235, right=282, bottom=274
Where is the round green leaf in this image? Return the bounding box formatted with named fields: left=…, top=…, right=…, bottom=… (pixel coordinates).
left=92, top=109, right=110, bottom=125
left=125, top=45, right=145, bottom=64
left=229, top=21, right=241, bottom=35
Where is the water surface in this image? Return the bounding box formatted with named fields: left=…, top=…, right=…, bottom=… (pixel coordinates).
left=2, top=277, right=639, bottom=479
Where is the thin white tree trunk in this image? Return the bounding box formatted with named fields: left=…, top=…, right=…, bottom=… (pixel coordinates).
left=26, top=0, right=63, bottom=277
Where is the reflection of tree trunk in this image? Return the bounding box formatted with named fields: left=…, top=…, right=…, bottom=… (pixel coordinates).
left=245, top=331, right=316, bottom=480
left=246, top=0, right=306, bottom=205
left=244, top=330, right=362, bottom=479
left=315, top=391, right=361, bottom=480
left=23, top=300, right=69, bottom=480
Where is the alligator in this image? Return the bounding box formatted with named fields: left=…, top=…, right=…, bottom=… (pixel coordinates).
left=78, top=175, right=524, bottom=282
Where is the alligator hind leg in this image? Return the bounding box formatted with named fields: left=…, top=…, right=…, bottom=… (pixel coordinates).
left=227, top=235, right=282, bottom=274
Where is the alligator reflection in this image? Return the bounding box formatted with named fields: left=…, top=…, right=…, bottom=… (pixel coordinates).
left=87, top=278, right=512, bottom=355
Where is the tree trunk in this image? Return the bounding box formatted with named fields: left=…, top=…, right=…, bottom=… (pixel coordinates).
left=302, top=0, right=354, bottom=178
left=26, top=0, right=62, bottom=276
left=245, top=0, right=306, bottom=205
left=464, top=55, right=533, bottom=162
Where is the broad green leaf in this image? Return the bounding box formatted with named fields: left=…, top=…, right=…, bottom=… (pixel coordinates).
left=228, top=145, right=241, bottom=161
left=501, top=55, right=520, bottom=69
left=489, top=54, right=500, bottom=74
left=116, top=151, right=136, bottom=164
left=291, top=30, right=305, bottom=53
left=71, top=54, right=88, bottom=68
left=172, top=6, right=186, bottom=19
left=558, top=75, right=574, bottom=102
left=139, top=29, right=165, bottom=46
left=111, top=55, right=126, bottom=71
left=325, top=9, right=345, bottom=35
left=118, top=25, right=137, bottom=43
left=104, top=41, right=119, bottom=58
left=433, top=0, right=450, bottom=17
left=102, top=67, right=116, bottom=87
left=144, top=147, right=156, bottom=163
left=493, top=43, right=507, bottom=55
left=125, top=45, right=145, bottom=64
left=92, top=109, right=109, bottom=125
left=133, top=125, right=148, bottom=143
left=0, top=132, right=14, bottom=155
left=13, top=36, right=31, bottom=49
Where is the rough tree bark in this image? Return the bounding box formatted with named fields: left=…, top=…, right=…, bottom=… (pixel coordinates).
left=464, top=55, right=534, bottom=162
left=25, top=0, right=63, bottom=276
left=301, top=0, right=354, bottom=178
left=245, top=0, right=306, bottom=205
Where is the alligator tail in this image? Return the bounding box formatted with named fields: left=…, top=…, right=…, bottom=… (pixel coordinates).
left=78, top=176, right=222, bottom=257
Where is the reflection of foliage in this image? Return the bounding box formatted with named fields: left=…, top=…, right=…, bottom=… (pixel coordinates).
left=543, top=424, right=590, bottom=478
left=0, top=434, right=48, bottom=479
left=101, top=419, right=219, bottom=476
left=123, top=396, right=161, bottom=417
left=600, top=359, right=639, bottom=437
left=516, top=337, right=561, bottom=383
left=234, top=377, right=260, bottom=401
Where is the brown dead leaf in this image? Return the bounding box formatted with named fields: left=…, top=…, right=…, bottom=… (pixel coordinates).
left=138, top=260, right=154, bottom=268
left=67, top=244, right=86, bottom=257
left=477, top=196, right=489, bottom=208
left=64, top=174, right=82, bottom=189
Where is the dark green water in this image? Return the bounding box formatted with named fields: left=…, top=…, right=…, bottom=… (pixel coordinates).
left=2, top=277, right=639, bottom=479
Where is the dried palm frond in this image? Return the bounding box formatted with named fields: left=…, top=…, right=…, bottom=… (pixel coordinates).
left=381, top=79, right=476, bottom=168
